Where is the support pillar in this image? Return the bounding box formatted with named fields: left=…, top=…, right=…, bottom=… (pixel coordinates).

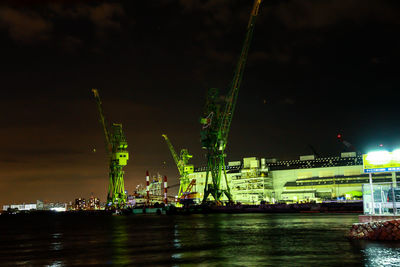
left=369, top=173, right=375, bottom=215
left=392, top=172, right=397, bottom=187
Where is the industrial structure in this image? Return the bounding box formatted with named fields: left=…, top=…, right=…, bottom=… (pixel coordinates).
left=92, top=89, right=129, bottom=209
left=162, top=134, right=194, bottom=199
left=187, top=152, right=400, bottom=204
left=199, top=0, right=262, bottom=203
left=133, top=172, right=172, bottom=205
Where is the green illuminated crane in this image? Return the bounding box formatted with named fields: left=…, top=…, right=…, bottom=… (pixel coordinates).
left=162, top=134, right=194, bottom=198
left=200, top=0, right=262, bottom=203
left=92, top=89, right=129, bottom=209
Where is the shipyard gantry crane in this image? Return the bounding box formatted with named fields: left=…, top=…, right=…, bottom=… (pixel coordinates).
left=92, top=89, right=129, bottom=209
left=162, top=134, right=194, bottom=198
left=200, top=0, right=262, bottom=204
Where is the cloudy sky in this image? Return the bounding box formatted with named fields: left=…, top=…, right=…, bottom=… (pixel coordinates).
left=1, top=0, right=400, bottom=206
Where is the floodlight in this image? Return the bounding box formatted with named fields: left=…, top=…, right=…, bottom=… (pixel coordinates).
left=392, top=149, right=400, bottom=162
left=366, top=150, right=391, bottom=165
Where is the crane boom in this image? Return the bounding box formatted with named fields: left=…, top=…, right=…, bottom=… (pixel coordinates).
left=92, top=89, right=111, bottom=155
left=162, top=134, right=183, bottom=175
left=219, top=0, right=262, bottom=149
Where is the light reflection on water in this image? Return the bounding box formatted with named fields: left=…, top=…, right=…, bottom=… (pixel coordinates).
left=111, top=217, right=131, bottom=265
left=172, top=224, right=182, bottom=260
left=361, top=242, right=400, bottom=267
left=48, top=260, right=63, bottom=267
left=1, top=213, right=399, bottom=266
left=50, top=232, right=63, bottom=252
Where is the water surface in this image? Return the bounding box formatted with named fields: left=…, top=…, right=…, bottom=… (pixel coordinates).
left=1, top=213, right=400, bottom=266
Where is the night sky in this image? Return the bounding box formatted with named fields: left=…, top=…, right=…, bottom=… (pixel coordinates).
left=1, top=0, right=400, bottom=207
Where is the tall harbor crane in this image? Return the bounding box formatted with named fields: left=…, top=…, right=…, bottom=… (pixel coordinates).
left=162, top=134, right=194, bottom=198
left=200, top=0, right=262, bottom=203
left=92, top=89, right=129, bottom=209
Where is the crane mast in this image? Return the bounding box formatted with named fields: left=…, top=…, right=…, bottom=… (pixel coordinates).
left=200, top=0, right=262, bottom=203
left=92, top=89, right=129, bottom=209
left=162, top=134, right=194, bottom=198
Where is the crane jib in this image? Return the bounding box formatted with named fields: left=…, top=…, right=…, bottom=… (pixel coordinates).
left=219, top=6, right=260, bottom=145
left=92, top=89, right=112, bottom=155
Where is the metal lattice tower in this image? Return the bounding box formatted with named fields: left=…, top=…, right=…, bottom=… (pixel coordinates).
left=92, top=89, right=129, bottom=209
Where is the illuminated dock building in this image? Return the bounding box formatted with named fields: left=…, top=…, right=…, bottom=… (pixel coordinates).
left=189, top=152, right=400, bottom=204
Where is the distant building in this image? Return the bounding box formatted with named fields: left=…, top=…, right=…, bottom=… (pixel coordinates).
left=66, top=201, right=74, bottom=211
left=127, top=195, right=134, bottom=207
left=36, top=200, right=44, bottom=210
left=87, top=196, right=100, bottom=210
left=47, top=202, right=67, bottom=212
left=74, top=198, right=86, bottom=210
left=2, top=203, right=36, bottom=211
left=135, top=174, right=165, bottom=205
left=2, top=201, right=68, bottom=212
left=73, top=196, right=100, bottom=210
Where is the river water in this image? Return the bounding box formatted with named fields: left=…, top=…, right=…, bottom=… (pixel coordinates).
left=1, top=213, right=400, bottom=266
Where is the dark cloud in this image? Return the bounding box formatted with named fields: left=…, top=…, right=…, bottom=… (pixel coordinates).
left=0, top=158, right=26, bottom=164
left=60, top=35, right=83, bottom=52
left=0, top=2, right=125, bottom=45
left=0, top=6, right=52, bottom=43
left=274, top=0, right=400, bottom=29
left=49, top=2, right=125, bottom=38
left=10, top=148, right=84, bottom=156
